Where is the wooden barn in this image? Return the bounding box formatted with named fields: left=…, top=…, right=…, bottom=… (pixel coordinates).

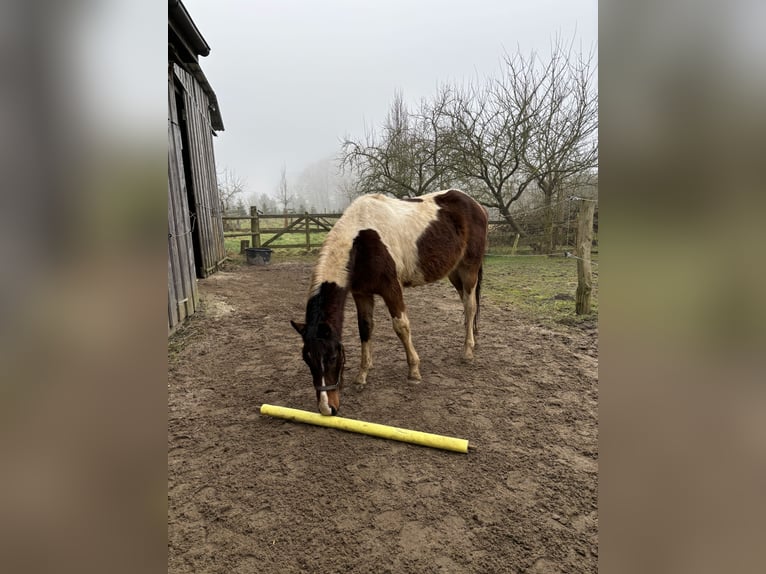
left=168, top=0, right=226, bottom=335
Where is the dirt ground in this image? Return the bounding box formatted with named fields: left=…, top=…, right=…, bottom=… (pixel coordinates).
left=168, top=259, right=598, bottom=573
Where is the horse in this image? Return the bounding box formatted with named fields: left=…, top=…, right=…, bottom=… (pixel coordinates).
left=291, top=189, right=488, bottom=416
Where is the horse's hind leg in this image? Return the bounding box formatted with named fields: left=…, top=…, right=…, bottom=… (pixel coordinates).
left=352, top=292, right=375, bottom=386
left=453, top=265, right=479, bottom=360
left=392, top=313, right=422, bottom=382
left=448, top=269, right=464, bottom=301
left=382, top=282, right=422, bottom=382
left=461, top=284, right=478, bottom=360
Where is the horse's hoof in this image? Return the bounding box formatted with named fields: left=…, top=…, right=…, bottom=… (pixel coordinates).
left=408, top=372, right=422, bottom=383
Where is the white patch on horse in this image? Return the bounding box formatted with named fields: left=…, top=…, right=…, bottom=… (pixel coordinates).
left=318, top=388, right=332, bottom=416
left=318, top=359, right=333, bottom=415
left=310, top=192, right=445, bottom=293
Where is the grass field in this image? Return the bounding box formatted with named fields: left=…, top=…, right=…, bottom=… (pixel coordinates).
left=482, top=253, right=598, bottom=325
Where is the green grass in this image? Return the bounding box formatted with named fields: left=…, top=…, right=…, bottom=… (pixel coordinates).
left=481, top=253, right=598, bottom=326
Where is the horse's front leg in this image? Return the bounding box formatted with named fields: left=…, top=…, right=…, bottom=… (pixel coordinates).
left=352, top=292, right=375, bottom=386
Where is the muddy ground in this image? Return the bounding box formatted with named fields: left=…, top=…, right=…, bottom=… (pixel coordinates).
left=168, top=260, right=598, bottom=573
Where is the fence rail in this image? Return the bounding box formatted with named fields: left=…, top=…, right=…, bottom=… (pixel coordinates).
left=223, top=211, right=343, bottom=251
left=223, top=208, right=590, bottom=255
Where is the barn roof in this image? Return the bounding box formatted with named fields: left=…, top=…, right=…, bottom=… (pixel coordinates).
left=168, top=0, right=224, bottom=131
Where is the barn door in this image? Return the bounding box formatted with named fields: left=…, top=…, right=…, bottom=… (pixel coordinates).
left=168, top=74, right=199, bottom=334
left=173, top=81, right=205, bottom=278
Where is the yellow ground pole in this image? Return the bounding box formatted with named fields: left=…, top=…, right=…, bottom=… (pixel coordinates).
left=260, top=404, right=469, bottom=453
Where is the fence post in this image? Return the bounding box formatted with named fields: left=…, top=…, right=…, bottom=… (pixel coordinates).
left=250, top=206, right=261, bottom=248
left=240, top=239, right=250, bottom=254
left=305, top=212, right=310, bottom=250
left=575, top=199, right=596, bottom=315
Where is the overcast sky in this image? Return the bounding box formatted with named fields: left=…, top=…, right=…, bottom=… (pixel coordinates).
left=182, top=0, right=597, bottom=198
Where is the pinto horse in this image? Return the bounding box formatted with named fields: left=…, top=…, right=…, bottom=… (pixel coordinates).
left=291, top=189, right=488, bottom=415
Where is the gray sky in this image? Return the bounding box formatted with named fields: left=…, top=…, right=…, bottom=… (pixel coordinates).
left=183, top=0, right=597, bottom=198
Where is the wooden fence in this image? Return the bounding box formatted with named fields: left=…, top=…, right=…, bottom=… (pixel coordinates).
left=222, top=211, right=343, bottom=251
left=223, top=209, right=544, bottom=253
left=222, top=207, right=592, bottom=258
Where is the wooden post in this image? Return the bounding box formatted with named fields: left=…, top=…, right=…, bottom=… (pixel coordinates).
left=305, top=212, right=310, bottom=250
left=250, top=206, right=261, bottom=248
left=239, top=239, right=250, bottom=254
left=575, top=199, right=596, bottom=315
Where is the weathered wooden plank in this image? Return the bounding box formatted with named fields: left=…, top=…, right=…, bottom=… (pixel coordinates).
left=307, top=215, right=332, bottom=231
left=222, top=229, right=327, bottom=237
left=168, top=78, right=186, bottom=329
left=175, top=63, right=226, bottom=277
left=176, top=66, right=206, bottom=276
left=169, top=73, right=198, bottom=321
left=250, top=206, right=260, bottom=248
left=264, top=244, right=319, bottom=249
left=260, top=216, right=306, bottom=247
left=168, top=194, right=180, bottom=332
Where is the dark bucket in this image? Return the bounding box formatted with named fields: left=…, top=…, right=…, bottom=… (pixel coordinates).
left=245, top=247, right=273, bottom=266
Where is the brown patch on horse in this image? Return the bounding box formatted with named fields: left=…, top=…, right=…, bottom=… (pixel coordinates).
left=416, top=189, right=487, bottom=282
left=348, top=229, right=405, bottom=318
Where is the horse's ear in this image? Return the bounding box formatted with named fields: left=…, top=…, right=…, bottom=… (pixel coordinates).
left=290, top=320, right=306, bottom=337
left=316, top=322, right=332, bottom=340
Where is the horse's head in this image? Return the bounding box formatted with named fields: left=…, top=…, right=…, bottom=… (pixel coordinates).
left=291, top=320, right=345, bottom=415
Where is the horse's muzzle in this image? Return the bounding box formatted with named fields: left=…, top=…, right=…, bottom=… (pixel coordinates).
left=318, top=403, right=338, bottom=416
left=317, top=390, right=339, bottom=416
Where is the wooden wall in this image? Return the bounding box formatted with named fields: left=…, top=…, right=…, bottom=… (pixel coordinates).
left=168, top=69, right=198, bottom=335
left=168, top=63, right=226, bottom=335
left=173, top=64, right=226, bottom=277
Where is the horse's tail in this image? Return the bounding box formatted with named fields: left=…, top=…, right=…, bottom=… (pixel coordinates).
left=474, top=264, right=483, bottom=334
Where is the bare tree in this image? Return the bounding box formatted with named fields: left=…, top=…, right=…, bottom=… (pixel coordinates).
left=276, top=164, right=294, bottom=213
left=217, top=167, right=246, bottom=214
left=523, top=40, right=598, bottom=253
left=217, top=167, right=247, bottom=231
left=341, top=91, right=451, bottom=198
left=438, top=50, right=551, bottom=235
left=292, top=156, right=351, bottom=213
left=248, top=192, right=278, bottom=214
left=336, top=39, right=598, bottom=247
left=336, top=172, right=361, bottom=204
